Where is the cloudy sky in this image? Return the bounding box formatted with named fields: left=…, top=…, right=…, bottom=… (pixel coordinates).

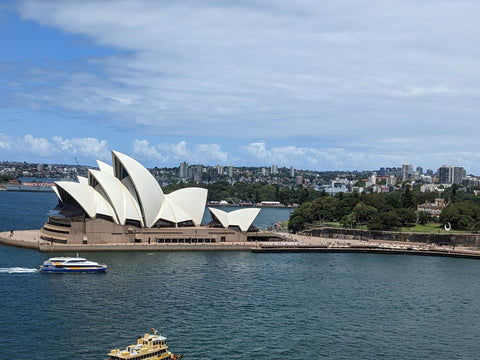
left=1, top=0, right=480, bottom=173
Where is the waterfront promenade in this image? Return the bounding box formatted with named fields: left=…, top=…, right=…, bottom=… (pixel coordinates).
left=2, top=229, right=480, bottom=259
left=0, top=230, right=254, bottom=252
left=255, top=232, right=480, bottom=259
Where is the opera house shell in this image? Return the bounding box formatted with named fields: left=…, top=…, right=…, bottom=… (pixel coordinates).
left=40, top=151, right=263, bottom=245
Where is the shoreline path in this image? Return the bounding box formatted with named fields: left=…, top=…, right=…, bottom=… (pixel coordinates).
left=1, top=230, right=480, bottom=259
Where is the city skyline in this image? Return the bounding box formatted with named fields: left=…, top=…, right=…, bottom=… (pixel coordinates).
left=0, top=157, right=473, bottom=180
left=2, top=1, right=480, bottom=173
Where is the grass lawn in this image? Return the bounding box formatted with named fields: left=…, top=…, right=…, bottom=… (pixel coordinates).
left=404, top=223, right=472, bottom=234
left=320, top=222, right=473, bottom=234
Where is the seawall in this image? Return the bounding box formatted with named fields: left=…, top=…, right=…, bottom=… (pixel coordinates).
left=37, top=243, right=253, bottom=252
left=0, top=230, right=253, bottom=252
left=0, top=232, right=39, bottom=250
left=3, top=229, right=480, bottom=259
left=252, top=244, right=480, bottom=259
left=304, top=226, right=480, bottom=247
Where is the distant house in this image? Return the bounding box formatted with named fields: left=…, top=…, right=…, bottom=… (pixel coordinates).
left=417, top=198, right=447, bottom=217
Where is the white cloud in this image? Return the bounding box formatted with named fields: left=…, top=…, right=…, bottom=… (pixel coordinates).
left=0, top=134, right=14, bottom=151
left=0, top=135, right=109, bottom=164
left=170, top=141, right=191, bottom=159
left=195, top=144, right=228, bottom=163
left=238, top=141, right=480, bottom=173
left=240, top=142, right=271, bottom=160
left=133, top=140, right=228, bottom=166
left=2, top=1, right=480, bottom=172
left=52, top=137, right=110, bottom=160
left=132, top=139, right=167, bottom=162
left=8, top=0, right=480, bottom=141
left=24, top=135, right=53, bottom=157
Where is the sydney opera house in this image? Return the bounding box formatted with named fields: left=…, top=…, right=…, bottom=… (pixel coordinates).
left=40, top=151, right=264, bottom=245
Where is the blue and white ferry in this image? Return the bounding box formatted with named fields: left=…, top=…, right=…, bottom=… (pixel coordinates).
left=40, top=256, right=107, bottom=273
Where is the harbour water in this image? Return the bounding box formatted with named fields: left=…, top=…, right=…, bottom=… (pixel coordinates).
left=1, top=192, right=480, bottom=359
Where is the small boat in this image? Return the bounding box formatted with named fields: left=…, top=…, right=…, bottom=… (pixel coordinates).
left=107, top=329, right=183, bottom=360
left=39, top=256, right=107, bottom=273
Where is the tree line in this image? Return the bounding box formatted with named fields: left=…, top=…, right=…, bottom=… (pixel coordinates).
left=163, top=180, right=319, bottom=205
left=288, top=184, right=480, bottom=233
left=149, top=180, right=480, bottom=233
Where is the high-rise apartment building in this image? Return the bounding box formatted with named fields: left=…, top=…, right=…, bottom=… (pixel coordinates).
left=402, top=163, right=413, bottom=181
left=438, top=165, right=466, bottom=184
left=179, top=161, right=188, bottom=180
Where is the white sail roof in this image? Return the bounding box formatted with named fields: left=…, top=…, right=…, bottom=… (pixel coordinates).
left=51, top=150, right=248, bottom=231
left=208, top=207, right=261, bottom=232
left=88, top=169, right=143, bottom=226
left=112, top=151, right=165, bottom=228
left=55, top=181, right=116, bottom=221
left=77, top=176, right=88, bottom=185
left=52, top=184, right=61, bottom=199
left=157, top=198, right=192, bottom=224
left=165, top=188, right=208, bottom=226
left=97, top=160, right=114, bottom=175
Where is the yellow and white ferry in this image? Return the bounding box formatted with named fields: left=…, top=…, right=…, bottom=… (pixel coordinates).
left=107, top=329, right=183, bottom=360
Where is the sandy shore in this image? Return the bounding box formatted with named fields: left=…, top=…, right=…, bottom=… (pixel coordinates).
left=2, top=229, right=480, bottom=259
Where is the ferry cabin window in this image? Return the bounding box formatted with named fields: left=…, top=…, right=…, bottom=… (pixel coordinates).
left=130, top=351, right=164, bottom=359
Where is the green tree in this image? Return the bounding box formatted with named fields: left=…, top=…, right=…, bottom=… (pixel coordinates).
left=340, top=213, right=357, bottom=228
left=413, top=190, right=437, bottom=206
left=440, top=201, right=480, bottom=231
left=395, top=208, right=417, bottom=227
left=368, top=211, right=402, bottom=230
left=259, top=184, right=277, bottom=202
left=361, top=193, right=385, bottom=210
left=401, top=184, right=415, bottom=209
left=206, top=181, right=231, bottom=201
left=310, top=196, right=338, bottom=222
left=0, top=175, right=12, bottom=182
left=385, top=192, right=402, bottom=209
left=352, top=202, right=378, bottom=225
left=417, top=211, right=430, bottom=225
left=278, top=186, right=295, bottom=205
left=288, top=203, right=314, bottom=233
left=335, top=192, right=360, bottom=220
left=297, top=186, right=308, bottom=205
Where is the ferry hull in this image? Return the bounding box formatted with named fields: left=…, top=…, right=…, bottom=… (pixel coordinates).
left=40, top=266, right=106, bottom=273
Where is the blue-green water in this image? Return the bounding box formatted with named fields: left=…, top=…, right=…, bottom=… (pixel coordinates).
left=1, top=192, right=480, bottom=359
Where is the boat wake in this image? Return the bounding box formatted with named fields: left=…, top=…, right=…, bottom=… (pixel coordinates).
left=0, top=267, right=38, bottom=274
